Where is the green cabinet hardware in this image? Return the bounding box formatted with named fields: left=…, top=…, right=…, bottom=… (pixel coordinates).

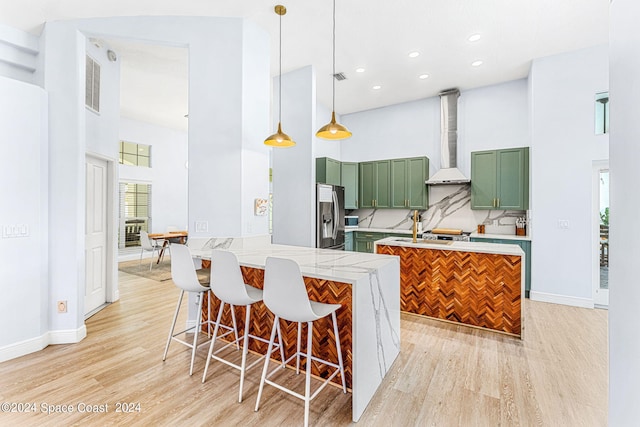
left=316, top=157, right=341, bottom=186
left=471, top=147, right=529, bottom=210
left=470, top=237, right=532, bottom=298
left=391, top=157, right=429, bottom=209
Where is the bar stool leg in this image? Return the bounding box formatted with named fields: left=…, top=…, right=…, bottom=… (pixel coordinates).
left=332, top=311, right=347, bottom=393
left=163, top=289, right=184, bottom=361
left=255, top=315, right=279, bottom=412
left=189, top=292, right=204, bottom=376
left=230, top=304, right=240, bottom=351
left=202, top=301, right=226, bottom=382
left=304, top=321, right=313, bottom=427
left=276, top=320, right=285, bottom=367
left=296, top=322, right=302, bottom=374
left=238, top=305, right=252, bottom=403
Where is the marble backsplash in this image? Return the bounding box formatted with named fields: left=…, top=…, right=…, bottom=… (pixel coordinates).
left=348, top=184, right=528, bottom=236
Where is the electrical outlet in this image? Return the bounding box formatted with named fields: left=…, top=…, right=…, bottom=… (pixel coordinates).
left=57, top=300, right=67, bottom=313
left=195, top=221, right=208, bottom=232
left=558, top=220, right=570, bottom=229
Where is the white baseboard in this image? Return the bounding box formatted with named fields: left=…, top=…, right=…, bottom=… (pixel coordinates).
left=0, top=335, right=48, bottom=363
left=0, top=325, right=88, bottom=363
left=48, top=325, right=87, bottom=344
left=529, top=291, right=594, bottom=309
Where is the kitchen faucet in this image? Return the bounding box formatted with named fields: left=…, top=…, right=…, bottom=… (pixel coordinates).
left=412, top=210, right=418, bottom=243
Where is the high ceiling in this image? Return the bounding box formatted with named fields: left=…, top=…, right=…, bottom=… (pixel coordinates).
left=0, top=0, right=609, bottom=131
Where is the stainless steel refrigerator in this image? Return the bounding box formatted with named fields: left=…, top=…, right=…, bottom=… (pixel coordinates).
left=316, top=183, right=345, bottom=250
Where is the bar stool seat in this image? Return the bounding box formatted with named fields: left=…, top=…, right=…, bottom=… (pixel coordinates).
left=202, top=250, right=284, bottom=403
left=255, top=257, right=347, bottom=427
left=162, top=244, right=227, bottom=375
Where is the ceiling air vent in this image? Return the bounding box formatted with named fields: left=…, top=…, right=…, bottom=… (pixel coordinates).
left=333, top=72, right=347, bottom=81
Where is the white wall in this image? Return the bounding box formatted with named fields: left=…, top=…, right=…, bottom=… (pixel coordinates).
left=341, top=79, right=530, bottom=178
left=119, top=117, right=188, bottom=233
left=609, top=0, right=640, bottom=423
left=0, top=23, right=38, bottom=83
left=2, top=16, right=271, bottom=358
left=272, top=66, right=317, bottom=247
left=529, top=45, right=609, bottom=305
left=0, top=76, right=48, bottom=361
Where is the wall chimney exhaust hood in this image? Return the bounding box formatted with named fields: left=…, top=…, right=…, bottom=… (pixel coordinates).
left=426, top=88, right=470, bottom=185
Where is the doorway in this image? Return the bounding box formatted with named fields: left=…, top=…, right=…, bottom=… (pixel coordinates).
left=85, top=155, right=115, bottom=316
left=592, top=160, right=609, bottom=307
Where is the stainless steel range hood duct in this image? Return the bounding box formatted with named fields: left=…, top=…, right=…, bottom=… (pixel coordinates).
left=426, top=88, right=470, bottom=185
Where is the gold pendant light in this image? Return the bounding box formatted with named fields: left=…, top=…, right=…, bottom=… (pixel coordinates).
left=265, top=5, right=296, bottom=147
left=316, top=0, right=352, bottom=140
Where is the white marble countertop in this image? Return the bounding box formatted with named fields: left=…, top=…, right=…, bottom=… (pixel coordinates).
left=375, top=236, right=525, bottom=256
left=191, top=243, right=399, bottom=283
left=469, top=232, right=531, bottom=241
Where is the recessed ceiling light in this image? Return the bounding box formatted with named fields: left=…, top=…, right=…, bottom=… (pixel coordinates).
left=471, top=60, right=483, bottom=67
left=419, top=74, right=429, bottom=79
left=355, top=67, right=365, bottom=73
left=468, top=34, right=481, bottom=42
left=408, top=51, right=420, bottom=58
left=372, top=85, right=382, bottom=90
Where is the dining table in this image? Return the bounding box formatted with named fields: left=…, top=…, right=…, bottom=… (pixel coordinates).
left=148, top=231, right=188, bottom=263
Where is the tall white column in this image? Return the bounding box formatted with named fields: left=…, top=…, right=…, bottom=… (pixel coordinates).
left=609, top=0, right=640, bottom=424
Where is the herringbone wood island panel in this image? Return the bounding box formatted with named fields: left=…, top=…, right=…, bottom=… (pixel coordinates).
left=376, top=244, right=522, bottom=337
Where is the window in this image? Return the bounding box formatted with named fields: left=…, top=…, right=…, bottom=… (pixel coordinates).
left=118, top=183, right=152, bottom=248
left=119, top=141, right=151, bottom=167
left=85, top=55, right=100, bottom=113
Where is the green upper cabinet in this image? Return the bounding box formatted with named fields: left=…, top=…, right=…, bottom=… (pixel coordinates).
left=391, top=157, right=429, bottom=209
left=359, top=160, right=390, bottom=208
left=471, top=147, right=529, bottom=210
left=316, top=157, right=341, bottom=186
left=341, top=162, right=359, bottom=209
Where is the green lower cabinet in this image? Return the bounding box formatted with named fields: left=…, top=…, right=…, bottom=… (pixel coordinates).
left=354, top=231, right=388, bottom=253
left=353, top=231, right=411, bottom=253
left=345, top=231, right=354, bottom=251
left=471, top=237, right=532, bottom=298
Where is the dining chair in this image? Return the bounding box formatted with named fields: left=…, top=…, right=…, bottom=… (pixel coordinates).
left=255, top=257, right=346, bottom=427
left=140, top=230, right=168, bottom=270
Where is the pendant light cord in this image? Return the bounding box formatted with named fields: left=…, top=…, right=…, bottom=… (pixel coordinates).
left=279, top=11, right=283, bottom=124
left=332, top=0, right=336, bottom=112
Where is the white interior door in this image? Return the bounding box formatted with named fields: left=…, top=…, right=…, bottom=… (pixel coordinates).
left=85, top=156, right=108, bottom=315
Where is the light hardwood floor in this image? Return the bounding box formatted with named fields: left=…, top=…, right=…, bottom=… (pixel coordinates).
left=0, top=272, right=607, bottom=426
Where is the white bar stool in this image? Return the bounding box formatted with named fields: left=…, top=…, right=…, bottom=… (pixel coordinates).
left=255, top=257, right=347, bottom=427
left=202, top=250, right=285, bottom=403
left=162, top=244, right=224, bottom=375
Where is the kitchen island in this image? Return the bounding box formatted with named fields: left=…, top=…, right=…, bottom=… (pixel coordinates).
left=375, top=237, right=524, bottom=338
left=189, top=236, right=400, bottom=422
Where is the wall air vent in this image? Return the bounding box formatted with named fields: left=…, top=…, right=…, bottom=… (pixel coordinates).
left=85, top=55, right=100, bottom=113
left=333, top=72, right=347, bottom=81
